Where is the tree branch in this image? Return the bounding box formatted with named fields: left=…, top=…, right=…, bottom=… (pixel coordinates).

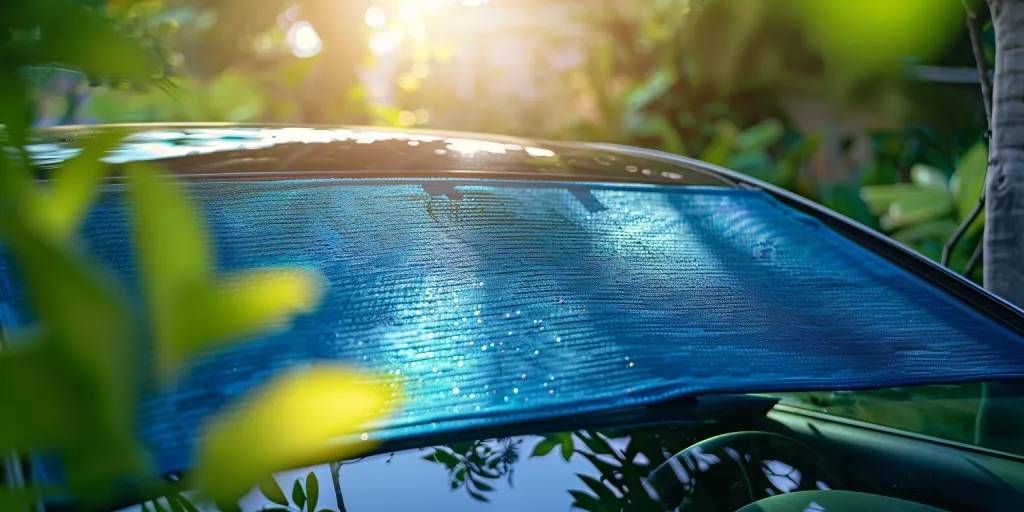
left=944, top=0, right=993, bottom=270
left=964, top=0, right=994, bottom=123
left=942, top=188, right=985, bottom=267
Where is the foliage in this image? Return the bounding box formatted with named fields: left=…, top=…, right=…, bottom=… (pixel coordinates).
left=421, top=438, right=521, bottom=503
left=0, top=1, right=392, bottom=508
left=861, top=139, right=987, bottom=278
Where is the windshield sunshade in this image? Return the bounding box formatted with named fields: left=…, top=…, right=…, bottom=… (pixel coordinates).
left=2, top=178, right=1024, bottom=474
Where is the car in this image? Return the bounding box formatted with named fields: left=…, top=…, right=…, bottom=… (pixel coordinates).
left=4, top=124, right=1024, bottom=511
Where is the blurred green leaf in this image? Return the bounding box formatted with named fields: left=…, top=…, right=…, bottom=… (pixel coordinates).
left=891, top=219, right=959, bottom=245
left=167, top=494, right=186, bottom=512
left=306, top=471, right=319, bottom=512
left=909, top=163, right=948, bottom=194
left=880, top=192, right=952, bottom=231
left=182, top=269, right=323, bottom=352
left=949, top=142, right=987, bottom=237
left=736, top=119, right=784, bottom=152
left=125, top=161, right=211, bottom=376
left=1, top=0, right=156, bottom=78
left=860, top=184, right=926, bottom=216
left=0, top=72, right=33, bottom=147
left=259, top=477, right=289, bottom=507
left=173, top=494, right=201, bottom=512
left=624, top=65, right=677, bottom=114
left=0, top=213, right=135, bottom=445
left=191, top=365, right=397, bottom=504
left=29, top=131, right=123, bottom=241
left=0, top=345, right=81, bottom=450
left=699, top=122, right=739, bottom=166
left=292, top=480, right=306, bottom=511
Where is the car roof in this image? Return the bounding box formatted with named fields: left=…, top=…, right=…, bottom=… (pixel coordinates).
left=26, top=123, right=734, bottom=187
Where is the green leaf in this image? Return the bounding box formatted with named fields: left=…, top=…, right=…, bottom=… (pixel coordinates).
left=455, top=467, right=467, bottom=482
left=259, top=477, right=289, bottom=506
left=736, top=119, right=784, bottom=152
left=859, top=184, right=922, bottom=215
left=125, top=162, right=323, bottom=377
left=949, top=142, right=987, bottom=236
left=880, top=191, right=952, bottom=231
left=151, top=499, right=172, bottom=512
left=31, top=131, right=124, bottom=241
left=577, top=432, right=615, bottom=456
left=292, top=479, right=306, bottom=511
left=531, top=438, right=560, bottom=457
left=181, top=269, right=324, bottom=354
left=891, top=219, right=959, bottom=245
left=578, top=474, right=618, bottom=503
left=910, top=163, right=949, bottom=194
left=305, top=471, right=319, bottom=512
left=561, top=435, right=575, bottom=461
left=0, top=215, right=136, bottom=477
left=124, top=161, right=211, bottom=376
left=467, top=489, right=490, bottom=503
left=568, top=490, right=604, bottom=512
left=699, top=122, right=739, bottom=166
left=173, top=495, right=201, bottom=512
left=167, top=495, right=186, bottom=512
left=473, top=479, right=495, bottom=492
left=624, top=65, right=678, bottom=114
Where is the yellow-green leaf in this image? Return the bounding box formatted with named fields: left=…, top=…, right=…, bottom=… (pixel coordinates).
left=124, top=162, right=211, bottom=377
left=177, top=268, right=323, bottom=360
left=30, top=131, right=124, bottom=241
left=191, top=365, right=397, bottom=504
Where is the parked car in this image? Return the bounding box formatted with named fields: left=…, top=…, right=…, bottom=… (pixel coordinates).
left=4, top=124, right=1024, bottom=511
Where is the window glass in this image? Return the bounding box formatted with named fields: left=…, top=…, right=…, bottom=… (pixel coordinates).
left=775, top=380, right=1024, bottom=456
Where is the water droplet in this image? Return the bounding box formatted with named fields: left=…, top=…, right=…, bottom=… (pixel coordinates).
left=534, top=350, right=540, bottom=355
left=549, top=389, right=555, bottom=395
left=513, top=388, right=519, bottom=394
left=516, top=310, right=521, bottom=315
left=360, top=433, right=369, bottom=441
left=457, top=361, right=464, bottom=367
left=629, top=362, right=634, bottom=367
left=477, top=319, right=482, bottom=324
left=474, top=310, right=481, bottom=316
left=452, top=387, right=460, bottom=394
left=394, top=369, right=401, bottom=375
left=432, top=367, right=438, bottom=372
left=521, top=374, right=527, bottom=379
left=504, top=396, right=509, bottom=401
left=556, top=337, right=561, bottom=342
left=508, top=331, right=513, bottom=335
left=506, top=313, right=511, bottom=318
left=427, top=333, right=434, bottom=339
left=481, top=345, right=488, bottom=351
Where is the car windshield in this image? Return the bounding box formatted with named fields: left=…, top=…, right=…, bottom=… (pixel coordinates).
left=5, top=129, right=1024, bottom=512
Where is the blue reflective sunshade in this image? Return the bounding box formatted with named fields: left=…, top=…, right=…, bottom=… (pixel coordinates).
left=3, top=178, right=1024, bottom=473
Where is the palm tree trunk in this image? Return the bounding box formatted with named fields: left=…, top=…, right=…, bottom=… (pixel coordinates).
left=978, top=0, right=1024, bottom=454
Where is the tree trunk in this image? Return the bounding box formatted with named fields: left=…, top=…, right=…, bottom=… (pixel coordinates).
left=978, top=0, right=1024, bottom=454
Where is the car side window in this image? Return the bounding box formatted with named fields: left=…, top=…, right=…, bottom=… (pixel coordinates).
left=776, top=381, right=1024, bottom=456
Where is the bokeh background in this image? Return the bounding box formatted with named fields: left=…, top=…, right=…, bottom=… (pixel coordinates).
left=29, top=0, right=991, bottom=279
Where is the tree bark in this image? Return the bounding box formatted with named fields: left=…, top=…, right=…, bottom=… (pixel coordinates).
left=979, top=0, right=1024, bottom=454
